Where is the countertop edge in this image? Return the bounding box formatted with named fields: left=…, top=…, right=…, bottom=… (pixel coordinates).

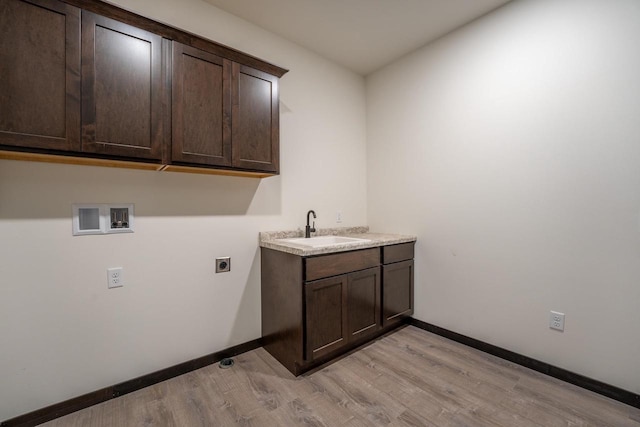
left=259, top=230, right=417, bottom=256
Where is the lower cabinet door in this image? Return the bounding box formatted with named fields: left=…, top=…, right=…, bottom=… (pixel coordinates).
left=305, top=275, right=348, bottom=360
left=382, top=260, right=414, bottom=326
left=347, top=267, right=381, bottom=341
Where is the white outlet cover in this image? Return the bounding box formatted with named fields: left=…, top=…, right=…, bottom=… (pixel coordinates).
left=549, top=310, right=565, bottom=331
left=107, top=267, right=124, bottom=288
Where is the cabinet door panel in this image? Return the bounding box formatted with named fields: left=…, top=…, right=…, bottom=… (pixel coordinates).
left=383, top=260, right=414, bottom=326
left=305, top=276, right=347, bottom=360
left=172, top=42, right=231, bottom=166
left=81, top=11, right=163, bottom=160
left=347, top=267, right=381, bottom=341
left=232, top=63, right=279, bottom=172
left=0, top=0, right=80, bottom=151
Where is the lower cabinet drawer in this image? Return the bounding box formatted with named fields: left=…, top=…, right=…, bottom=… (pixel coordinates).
left=382, top=242, right=415, bottom=264
left=305, top=247, right=379, bottom=281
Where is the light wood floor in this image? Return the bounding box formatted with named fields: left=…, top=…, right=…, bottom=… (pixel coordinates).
left=42, top=326, right=640, bottom=426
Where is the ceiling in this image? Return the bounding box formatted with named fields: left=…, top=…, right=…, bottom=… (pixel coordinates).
left=203, top=0, right=512, bottom=75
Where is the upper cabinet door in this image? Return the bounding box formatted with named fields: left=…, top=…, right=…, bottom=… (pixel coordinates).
left=81, top=12, right=163, bottom=160
left=171, top=42, right=232, bottom=167
left=0, top=0, right=81, bottom=151
left=232, top=64, right=279, bottom=173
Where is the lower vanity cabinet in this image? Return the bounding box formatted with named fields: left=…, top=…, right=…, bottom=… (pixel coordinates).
left=305, top=266, right=380, bottom=361
left=261, top=242, right=412, bottom=376
left=382, top=243, right=415, bottom=326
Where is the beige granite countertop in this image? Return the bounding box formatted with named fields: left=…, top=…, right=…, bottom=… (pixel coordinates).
left=259, top=226, right=417, bottom=256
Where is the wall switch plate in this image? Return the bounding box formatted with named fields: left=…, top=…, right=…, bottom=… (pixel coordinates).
left=107, top=267, right=123, bottom=288
left=216, top=257, right=231, bottom=273
left=549, top=311, right=565, bottom=331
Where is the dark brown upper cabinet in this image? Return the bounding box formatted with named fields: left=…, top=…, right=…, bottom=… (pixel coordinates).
left=0, top=0, right=81, bottom=152
left=170, top=49, right=280, bottom=174
left=171, top=42, right=232, bottom=167
left=232, top=64, right=279, bottom=173
left=81, top=11, right=163, bottom=161
left=1, top=0, right=286, bottom=176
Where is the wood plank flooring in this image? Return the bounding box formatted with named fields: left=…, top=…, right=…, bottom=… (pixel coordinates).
left=41, top=326, right=640, bottom=426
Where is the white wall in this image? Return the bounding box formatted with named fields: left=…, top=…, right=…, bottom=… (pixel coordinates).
left=367, top=0, right=640, bottom=394
left=0, top=0, right=367, bottom=420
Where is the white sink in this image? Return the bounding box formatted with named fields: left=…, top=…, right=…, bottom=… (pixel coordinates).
left=278, top=236, right=371, bottom=248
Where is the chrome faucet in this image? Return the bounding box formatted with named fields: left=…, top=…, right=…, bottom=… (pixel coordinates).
left=305, top=210, right=316, bottom=238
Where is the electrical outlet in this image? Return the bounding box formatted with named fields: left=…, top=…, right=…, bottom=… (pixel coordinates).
left=336, top=211, right=343, bottom=223
left=216, top=257, right=231, bottom=273
left=107, top=267, right=123, bottom=288
left=549, top=311, right=565, bottom=331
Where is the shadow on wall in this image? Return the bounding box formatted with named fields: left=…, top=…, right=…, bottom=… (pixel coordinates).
left=0, top=159, right=281, bottom=219
left=229, top=246, right=263, bottom=345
